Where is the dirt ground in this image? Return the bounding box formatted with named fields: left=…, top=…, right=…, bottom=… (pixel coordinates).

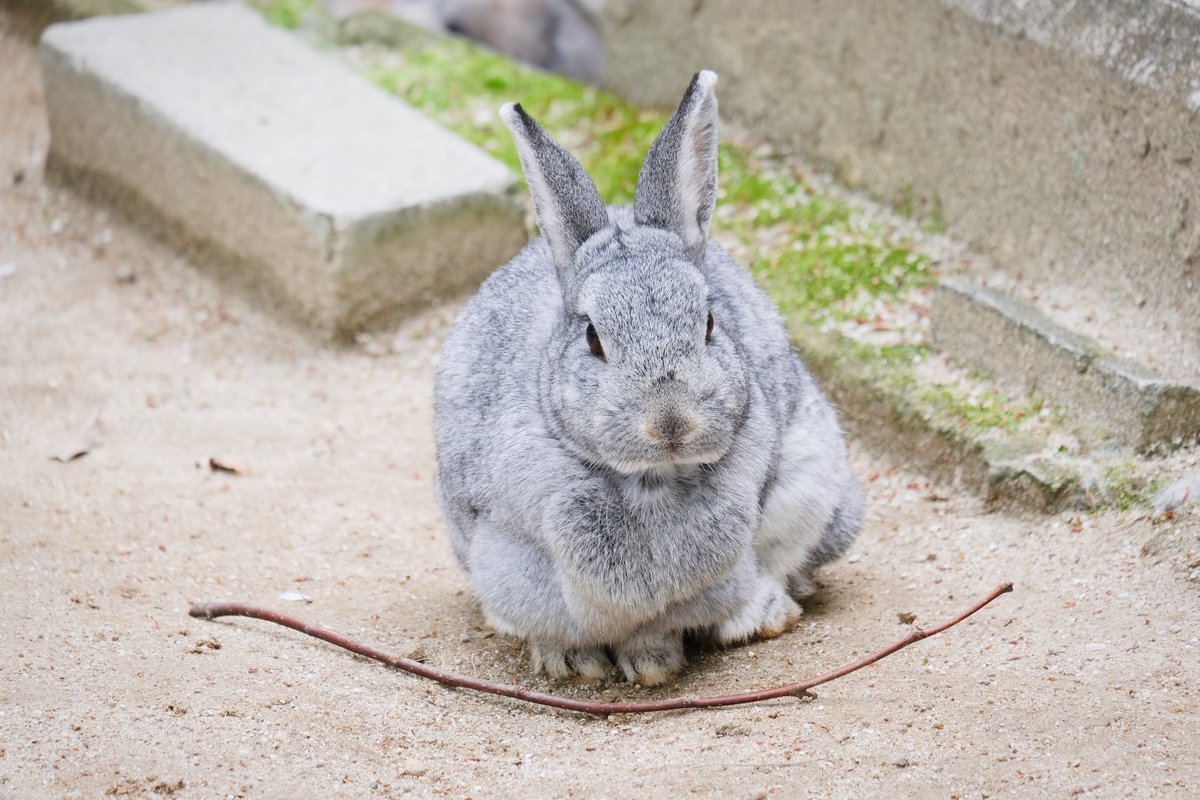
left=3, top=11, right=1200, bottom=799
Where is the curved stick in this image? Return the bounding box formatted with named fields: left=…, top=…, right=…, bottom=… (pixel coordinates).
left=189, top=582, right=1012, bottom=718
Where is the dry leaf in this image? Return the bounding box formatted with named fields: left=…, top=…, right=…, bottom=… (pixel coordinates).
left=52, top=410, right=104, bottom=462
left=897, top=611, right=918, bottom=624
left=208, top=457, right=247, bottom=475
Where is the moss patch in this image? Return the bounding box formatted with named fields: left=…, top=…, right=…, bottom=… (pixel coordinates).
left=247, top=4, right=933, bottom=323
left=918, top=384, right=1047, bottom=435
left=339, top=23, right=930, bottom=320
left=348, top=27, right=664, bottom=204
left=1103, top=461, right=1153, bottom=512
left=754, top=242, right=929, bottom=320
left=249, top=0, right=319, bottom=30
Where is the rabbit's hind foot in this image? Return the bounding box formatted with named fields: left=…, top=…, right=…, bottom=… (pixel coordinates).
left=531, top=642, right=614, bottom=684
left=714, top=576, right=802, bottom=645
left=615, top=630, right=687, bottom=687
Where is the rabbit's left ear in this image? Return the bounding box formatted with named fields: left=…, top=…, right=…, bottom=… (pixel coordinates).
left=501, top=102, right=608, bottom=290
left=634, top=71, right=719, bottom=264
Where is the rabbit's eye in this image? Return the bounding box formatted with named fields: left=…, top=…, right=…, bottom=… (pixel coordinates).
left=586, top=323, right=606, bottom=361
left=706, top=311, right=714, bottom=343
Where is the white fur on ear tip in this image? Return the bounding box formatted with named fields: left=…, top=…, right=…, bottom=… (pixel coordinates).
left=697, top=70, right=718, bottom=90
left=498, top=102, right=520, bottom=130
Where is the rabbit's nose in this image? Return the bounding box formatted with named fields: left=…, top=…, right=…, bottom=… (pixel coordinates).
left=644, top=410, right=698, bottom=446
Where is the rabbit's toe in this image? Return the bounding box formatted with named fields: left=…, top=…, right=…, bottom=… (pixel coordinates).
left=531, top=642, right=613, bottom=683
left=716, top=578, right=802, bottom=645
left=616, top=632, right=686, bottom=686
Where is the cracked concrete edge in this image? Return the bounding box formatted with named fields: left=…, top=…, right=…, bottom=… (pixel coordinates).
left=788, top=322, right=1087, bottom=513
left=45, top=152, right=528, bottom=340
left=931, top=277, right=1200, bottom=453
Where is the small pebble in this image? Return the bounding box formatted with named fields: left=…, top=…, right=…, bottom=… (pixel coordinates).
left=715, top=723, right=751, bottom=737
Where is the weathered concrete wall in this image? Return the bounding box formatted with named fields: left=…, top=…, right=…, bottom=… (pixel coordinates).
left=602, top=0, right=1200, bottom=342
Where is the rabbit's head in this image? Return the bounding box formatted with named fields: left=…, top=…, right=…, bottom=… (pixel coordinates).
left=499, top=72, right=753, bottom=476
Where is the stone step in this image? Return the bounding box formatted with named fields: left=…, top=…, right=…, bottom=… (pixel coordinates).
left=930, top=276, right=1200, bottom=454
left=39, top=2, right=527, bottom=338
left=788, top=319, right=1151, bottom=514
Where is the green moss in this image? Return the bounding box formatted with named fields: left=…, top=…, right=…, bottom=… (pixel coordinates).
left=918, top=384, right=1047, bottom=434
left=245, top=5, right=938, bottom=326
left=347, top=31, right=934, bottom=319
left=717, top=147, right=809, bottom=209
left=835, top=337, right=930, bottom=369
left=360, top=40, right=665, bottom=204
left=841, top=340, right=1046, bottom=438
left=715, top=151, right=932, bottom=319
left=1103, top=461, right=1150, bottom=511
left=754, top=240, right=930, bottom=318
left=249, top=0, right=319, bottom=30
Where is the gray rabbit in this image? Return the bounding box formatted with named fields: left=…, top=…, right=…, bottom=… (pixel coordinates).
left=434, top=71, right=863, bottom=686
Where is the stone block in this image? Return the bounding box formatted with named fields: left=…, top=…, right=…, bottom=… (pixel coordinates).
left=931, top=277, right=1200, bottom=453
left=40, top=2, right=527, bottom=337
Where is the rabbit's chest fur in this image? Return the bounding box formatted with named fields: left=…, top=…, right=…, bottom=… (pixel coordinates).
left=559, top=459, right=761, bottom=604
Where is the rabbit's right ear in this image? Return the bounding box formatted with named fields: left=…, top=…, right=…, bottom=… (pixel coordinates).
left=501, top=103, right=608, bottom=291
left=633, top=71, right=719, bottom=265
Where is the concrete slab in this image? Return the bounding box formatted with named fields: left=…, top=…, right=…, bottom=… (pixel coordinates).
left=931, top=277, right=1200, bottom=454
left=40, top=2, right=527, bottom=337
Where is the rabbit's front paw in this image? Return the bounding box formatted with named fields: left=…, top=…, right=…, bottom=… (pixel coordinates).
left=615, top=631, right=686, bottom=686
left=531, top=642, right=614, bottom=683
left=715, top=577, right=802, bottom=645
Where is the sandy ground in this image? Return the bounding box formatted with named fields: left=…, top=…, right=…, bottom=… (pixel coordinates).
left=4, top=10, right=1200, bottom=799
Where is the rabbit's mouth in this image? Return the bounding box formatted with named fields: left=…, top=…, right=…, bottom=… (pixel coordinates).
left=606, top=443, right=727, bottom=475
left=661, top=441, right=721, bottom=465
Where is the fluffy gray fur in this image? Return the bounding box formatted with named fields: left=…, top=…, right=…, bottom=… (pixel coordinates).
left=434, top=71, right=864, bottom=686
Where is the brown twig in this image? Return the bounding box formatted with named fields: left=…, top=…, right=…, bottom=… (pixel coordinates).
left=189, top=581, right=1012, bottom=718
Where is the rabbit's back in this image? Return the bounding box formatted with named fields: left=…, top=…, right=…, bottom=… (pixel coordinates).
left=434, top=238, right=564, bottom=560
